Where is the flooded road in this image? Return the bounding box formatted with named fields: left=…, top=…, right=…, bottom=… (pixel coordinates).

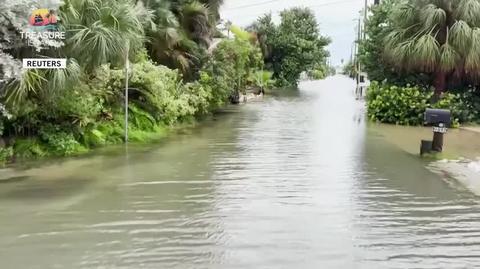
left=1, top=75, right=480, bottom=268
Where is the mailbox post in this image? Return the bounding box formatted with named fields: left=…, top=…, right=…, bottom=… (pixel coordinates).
left=421, top=109, right=451, bottom=155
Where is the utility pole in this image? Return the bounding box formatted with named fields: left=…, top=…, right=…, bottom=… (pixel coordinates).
left=124, top=42, right=130, bottom=143
left=356, top=16, right=361, bottom=94
left=363, top=0, right=368, bottom=40
left=356, top=0, right=369, bottom=98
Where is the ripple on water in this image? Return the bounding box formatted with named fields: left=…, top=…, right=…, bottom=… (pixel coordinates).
left=1, top=77, right=480, bottom=268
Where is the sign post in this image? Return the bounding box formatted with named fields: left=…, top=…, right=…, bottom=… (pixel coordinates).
left=124, top=43, right=129, bottom=143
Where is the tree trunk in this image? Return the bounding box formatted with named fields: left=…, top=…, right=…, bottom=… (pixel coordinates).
left=433, top=70, right=446, bottom=96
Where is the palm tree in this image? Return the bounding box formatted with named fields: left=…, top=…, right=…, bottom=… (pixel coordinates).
left=2, top=0, right=147, bottom=107
left=143, top=0, right=197, bottom=75
left=61, top=0, right=146, bottom=71
left=180, top=1, right=212, bottom=47
left=385, top=0, right=480, bottom=95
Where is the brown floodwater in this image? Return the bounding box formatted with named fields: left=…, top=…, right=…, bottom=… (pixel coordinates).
left=1, top=75, right=480, bottom=268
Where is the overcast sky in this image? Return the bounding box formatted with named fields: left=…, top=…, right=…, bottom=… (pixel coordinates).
left=220, top=0, right=372, bottom=66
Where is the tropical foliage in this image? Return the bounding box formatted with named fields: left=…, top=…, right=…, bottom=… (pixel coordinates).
left=361, top=0, right=480, bottom=94
left=358, top=0, right=430, bottom=87
left=0, top=1, right=330, bottom=164
left=360, top=0, right=480, bottom=126
left=250, top=8, right=331, bottom=86
left=367, top=81, right=480, bottom=126
left=383, top=0, right=480, bottom=94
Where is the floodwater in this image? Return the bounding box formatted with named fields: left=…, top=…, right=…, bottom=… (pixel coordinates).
left=1, top=75, right=480, bottom=268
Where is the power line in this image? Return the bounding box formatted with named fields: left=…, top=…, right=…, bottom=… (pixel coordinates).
left=224, top=0, right=359, bottom=12
left=225, top=0, right=360, bottom=20
left=306, top=0, right=361, bottom=9
left=224, top=0, right=283, bottom=11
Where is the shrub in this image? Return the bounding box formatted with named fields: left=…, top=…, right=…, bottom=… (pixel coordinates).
left=0, top=147, right=13, bottom=163
left=433, top=92, right=480, bottom=126
left=366, top=81, right=480, bottom=126
left=53, top=83, right=104, bottom=128
left=81, top=128, right=107, bottom=147
left=92, top=61, right=197, bottom=125
left=14, top=138, right=48, bottom=159
left=367, top=81, right=430, bottom=125
left=249, top=70, right=275, bottom=90
left=38, top=125, right=86, bottom=156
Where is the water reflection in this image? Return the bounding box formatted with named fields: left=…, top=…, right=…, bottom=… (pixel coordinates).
left=0, top=76, right=479, bottom=268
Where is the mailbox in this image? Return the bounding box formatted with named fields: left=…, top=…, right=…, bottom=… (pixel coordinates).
left=424, top=108, right=451, bottom=127
left=420, top=108, right=451, bottom=154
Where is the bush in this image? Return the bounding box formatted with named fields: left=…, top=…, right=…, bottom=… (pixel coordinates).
left=53, top=83, right=104, bottom=128
left=366, top=81, right=480, bottom=126
left=367, top=82, right=430, bottom=125
left=201, top=38, right=264, bottom=101
left=0, top=147, right=13, bottom=163
left=39, top=125, right=86, bottom=156
left=92, top=61, right=197, bottom=125
left=14, top=138, right=48, bottom=159
left=434, top=91, right=480, bottom=125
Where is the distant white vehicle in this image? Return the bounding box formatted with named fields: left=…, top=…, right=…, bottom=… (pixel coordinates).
left=356, top=72, right=370, bottom=99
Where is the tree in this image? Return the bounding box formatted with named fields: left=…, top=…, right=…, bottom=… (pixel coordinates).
left=248, top=14, right=276, bottom=64
left=250, top=8, right=330, bottom=86
left=358, top=0, right=399, bottom=82
left=143, top=0, right=218, bottom=79
left=61, top=0, right=146, bottom=71
left=385, top=0, right=480, bottom=95
left=359, top=0, right=432, bottom=87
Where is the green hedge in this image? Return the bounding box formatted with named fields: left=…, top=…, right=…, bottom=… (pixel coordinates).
left=366, top=81, right=480, bottom=126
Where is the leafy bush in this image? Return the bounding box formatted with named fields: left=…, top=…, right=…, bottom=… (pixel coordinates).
left=201, top=37, right=264, bottom=101
left=51, top=82, right=104, bottom=128
left=0, top=147, right=13, bottom=163
left=367, top=81, right=430, bottom=125
left=14, top=138, right=48, bottom=159
left=183, top=78, right=213, bottom=115
left=39, top=125, right=86, bottom=156
left=367, top=81, right=480, bottom=126
left=434, top=91, right=480, bottom=125
left=92, top=61, right=197, bottom=125
left=82, top=128, right=107, bottom=147
left=249, top=71, right=275, bottom=90
left=230, top=25, right=254, bottom=41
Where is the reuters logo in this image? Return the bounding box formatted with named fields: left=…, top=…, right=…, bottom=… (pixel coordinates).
left=29, top=9, right=58, bottom=28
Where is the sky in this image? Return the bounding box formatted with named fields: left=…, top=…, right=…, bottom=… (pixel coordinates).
left=220, top=0, right=373, bottom=66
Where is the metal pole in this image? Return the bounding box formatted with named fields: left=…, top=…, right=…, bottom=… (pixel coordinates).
left=356, top=17, right=361, bottom=95
left=125, top=43, right=129, bottom=143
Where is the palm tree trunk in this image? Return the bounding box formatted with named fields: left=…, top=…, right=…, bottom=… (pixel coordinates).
left=433, top=70, right=446, bottom=96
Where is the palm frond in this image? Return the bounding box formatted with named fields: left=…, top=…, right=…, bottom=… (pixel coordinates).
left=420, top=4, right=446, bottom=31
left=455, top=0, right=480, bottom=27
left=181, top=1, right=212, bottom=46
left=44, top=58, right=81, bottom=93
left=392, top=2, right=417, bottom=28
left=64, top=0, right=144, bottom=70
left=449, top=20, right=473, bottom=55
left=439, top=42, right=460, bottom=72
left=391, top=39, right=416, bottom=69
left=465, top=28, right=480, bottom=75
left=413, top=33, right=440, bottom=72
left=4, top=70, right=47, bottom=106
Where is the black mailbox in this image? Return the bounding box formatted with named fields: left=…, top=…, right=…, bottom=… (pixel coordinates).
left=424, top=108, right=451, bottom=127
